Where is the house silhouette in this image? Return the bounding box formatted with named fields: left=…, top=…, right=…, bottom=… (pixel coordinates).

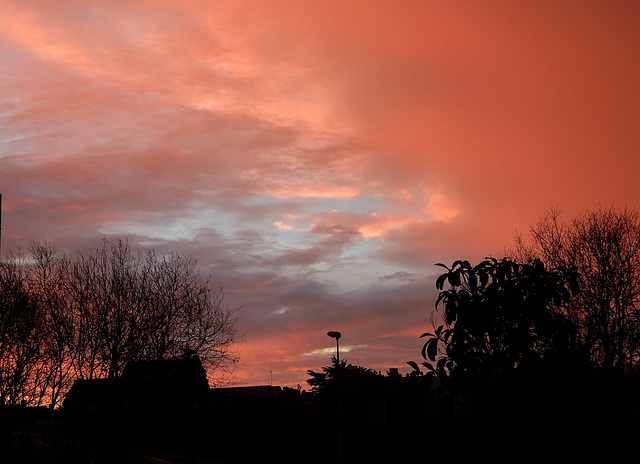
left=63, top=356, right=210, bottom=417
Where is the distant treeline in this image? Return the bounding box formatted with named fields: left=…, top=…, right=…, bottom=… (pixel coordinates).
left=0, top=238, right=241, bottom=408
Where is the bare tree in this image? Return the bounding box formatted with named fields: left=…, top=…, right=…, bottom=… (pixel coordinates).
left=0, top=237, right=241, bottom=405
left=514, top=206, right=640, bottom=371
left=0, top=253, right=45, bottom=405
left=65, top=238, right=241, bottom=382
left=66, top=247, right=108, bottom=380
left=28, top=241, right=76, bottom=407
left=141, top=251, right=241, bottom=383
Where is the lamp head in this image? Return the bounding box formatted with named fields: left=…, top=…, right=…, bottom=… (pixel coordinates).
left=327, top=331, right=341, bottom=340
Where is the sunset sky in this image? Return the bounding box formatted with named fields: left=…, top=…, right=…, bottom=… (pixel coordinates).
left=2, top=1, right=640, bottom=388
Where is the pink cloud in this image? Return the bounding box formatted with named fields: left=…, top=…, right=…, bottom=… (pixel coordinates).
left=2, top=0, right=640, bottom=388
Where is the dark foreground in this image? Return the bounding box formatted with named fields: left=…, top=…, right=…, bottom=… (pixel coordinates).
left=2, top=374, right=639, bottom=464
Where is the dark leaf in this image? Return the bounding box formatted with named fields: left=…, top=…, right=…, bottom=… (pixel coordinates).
left=443, top=328, right=453, bottom=343
left=435, top=262, right=450, bottom=271
left=422, top=362, right=435, bottom=371
left=426, top=337, right=438, bottom=361
left=406, top=361, right=421, bottom=372
left=449, top=269, right=461, bottom=287
left=468, top=271, right=478, bottom=289
left=480, top=271, right=490, bottom=288
left=435, top=292, right=448, bottom=310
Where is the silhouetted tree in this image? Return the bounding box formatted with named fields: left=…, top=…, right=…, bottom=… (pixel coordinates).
left=66, top=238, right=148, bottom=379
left=417, top=257, right=582, bottom=380
left=141, top=250, right=240, bottom=385
left=0, top=237, right=241, bottom=406
left=514, top=206, right=640, bottom=371
left=0, top=254, right=45, bottom=405
left=65, top=238, right=241, bottom=383
left=307, top=358, right=384, bottom=397
left=412, top=254, right=640, bottom=461
left=28, top=240, right=75, bottom=407
left=308, top=359, right=425, bottom=463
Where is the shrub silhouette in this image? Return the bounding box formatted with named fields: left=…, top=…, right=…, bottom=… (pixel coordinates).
left=416, top=257, right=584, bottom=381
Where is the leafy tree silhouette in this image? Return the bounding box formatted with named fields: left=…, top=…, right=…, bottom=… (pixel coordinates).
left=307, top=358, right=384, bottom=396
left=307, top=359, right=419, bottom=463
left=413, top=257, right=585, bottom=387
left=407, top=258, right=607, bottom=461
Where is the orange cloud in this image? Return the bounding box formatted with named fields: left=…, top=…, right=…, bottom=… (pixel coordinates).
left=2, top=0, right=640, bottom=390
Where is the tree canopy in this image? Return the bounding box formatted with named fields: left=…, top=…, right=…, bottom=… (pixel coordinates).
left=307, top=357, right=385, bottom=397
left=415, top=257, right=582, bottom=380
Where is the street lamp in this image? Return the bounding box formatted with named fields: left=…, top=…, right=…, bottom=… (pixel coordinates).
left=327, top=331, right=341, bottom=365
left=327, top=330, right=343, bottom=464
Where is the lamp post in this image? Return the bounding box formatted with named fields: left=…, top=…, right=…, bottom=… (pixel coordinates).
left=327, top=330, right=341, bottom=365
left=327, top=330, right=343, bottom=463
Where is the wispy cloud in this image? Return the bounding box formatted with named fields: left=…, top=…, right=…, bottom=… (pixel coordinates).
left=2, top=0, right=640, bottom=387
left=304, top=345, right=369, bottom=358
